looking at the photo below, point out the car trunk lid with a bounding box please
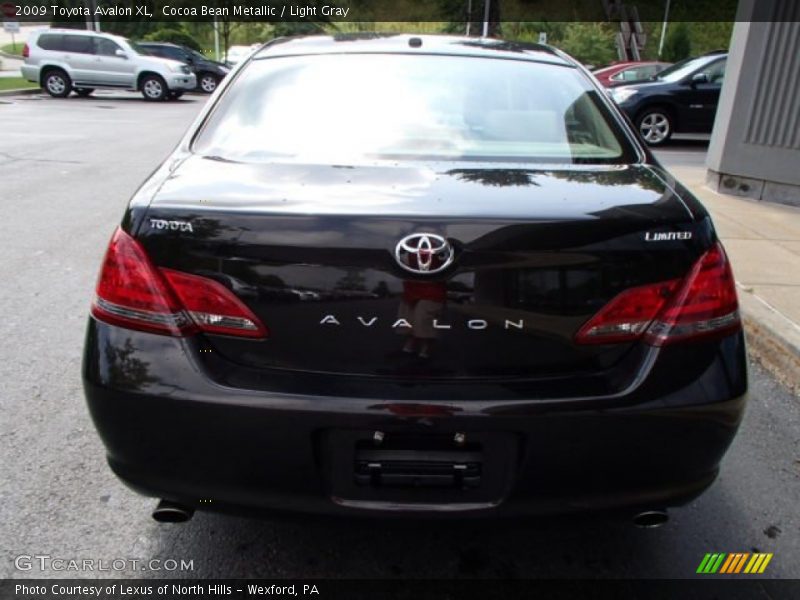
[134,157,704,383]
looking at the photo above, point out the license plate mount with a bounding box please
[321,430,518,508]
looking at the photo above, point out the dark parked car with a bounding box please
[610,52,727,145]
[83,35,746,524]
[137,42,230,93]
[592,61,671,88]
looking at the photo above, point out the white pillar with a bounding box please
[706,0,800,206]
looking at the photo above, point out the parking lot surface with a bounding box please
[1,92,798,579]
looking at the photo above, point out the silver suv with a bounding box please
[21,29,196,101]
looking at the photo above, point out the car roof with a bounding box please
[35,28,126,43]
[593,61,664,73]
[253,34,573,67]
[677,53,728,69]
[139,42,181,48]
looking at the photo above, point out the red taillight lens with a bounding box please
[645,242,740,345]
[92,228,192,336]
[160,269,267,338]
[575,279,680,344]
[92,228,267,339]
[22,44,30,58]
[575,242,740,346]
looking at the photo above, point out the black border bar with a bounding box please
[3,579,800,600]
[5,0,800,23]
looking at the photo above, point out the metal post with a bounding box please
[466,0,472,36]
[93,0,101,32]
[482,0,490,37]
[213,18,220,62]
[658,0,671,57]
[84,0,96,31]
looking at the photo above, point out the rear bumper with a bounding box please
[168,74,196,91]
[20,65,39,83]
[83,319,748,518]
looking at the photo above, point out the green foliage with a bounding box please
[502,21,567,44]
[271,22,327,38]
[325,22,448,36]
[663,22,692,62]
[688,21,733,55]
[1,42,23,56]
[227,23,273,46]
[102,21,161,39]
[0,76,38,91]
[143,27,203,52]
[610,21,732,62]
[557,22,617,67]
[48,21,85,30]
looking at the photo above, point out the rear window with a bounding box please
[142,45,185,60]
[37,34,64,51]
[657,55,721,83]
[194,54,636,164]
[612,64,660,81]
[62,35,94,54]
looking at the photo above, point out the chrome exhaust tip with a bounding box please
[152,499,194,523]
[632,509,668,528]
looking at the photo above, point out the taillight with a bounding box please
[160,269,267,338]
[575,242,740,346]
[92,228,192,336]
[645,242,740,345]
[22,44,29,58]
[575,280,680,344]
[92,227,267,339]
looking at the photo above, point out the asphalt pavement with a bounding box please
[0,92,798,580]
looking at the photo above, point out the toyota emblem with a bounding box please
[395,233,454,274]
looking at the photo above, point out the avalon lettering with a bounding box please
[319,315,525,330]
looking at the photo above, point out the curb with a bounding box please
[0,87,40,97]
[0,50,22,60]
[738,289,800,395]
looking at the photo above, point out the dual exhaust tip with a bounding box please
[151,499,668,528]
[152,499,194,523]
[632,509,669,528]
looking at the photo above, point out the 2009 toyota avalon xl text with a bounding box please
[82,35,747,525]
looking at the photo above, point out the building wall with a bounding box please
[706,0,800,205]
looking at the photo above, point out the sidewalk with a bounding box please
[671,164,800,392]
[0,54,22,76]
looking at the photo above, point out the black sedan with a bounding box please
[137,42,231,93]
[609,52,728,145]
[83,35,746,524]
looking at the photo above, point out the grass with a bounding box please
[0,77,38,91]
[1,42,24,56]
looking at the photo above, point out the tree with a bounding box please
[662,22,691,62]
[143,27,203,52]
[271,22,327,38]
[101,21,161,39]
[688,21,733,55]
[217,16,239,60]
[558,22,616,67]
[441,0,501,37]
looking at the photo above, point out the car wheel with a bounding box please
[141,75,168,101]
[74,88,94,97]
[43,69,72,98]
[636,108,673,146]
[199,73,219,94]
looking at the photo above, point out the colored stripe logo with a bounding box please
[697,553,773,574]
